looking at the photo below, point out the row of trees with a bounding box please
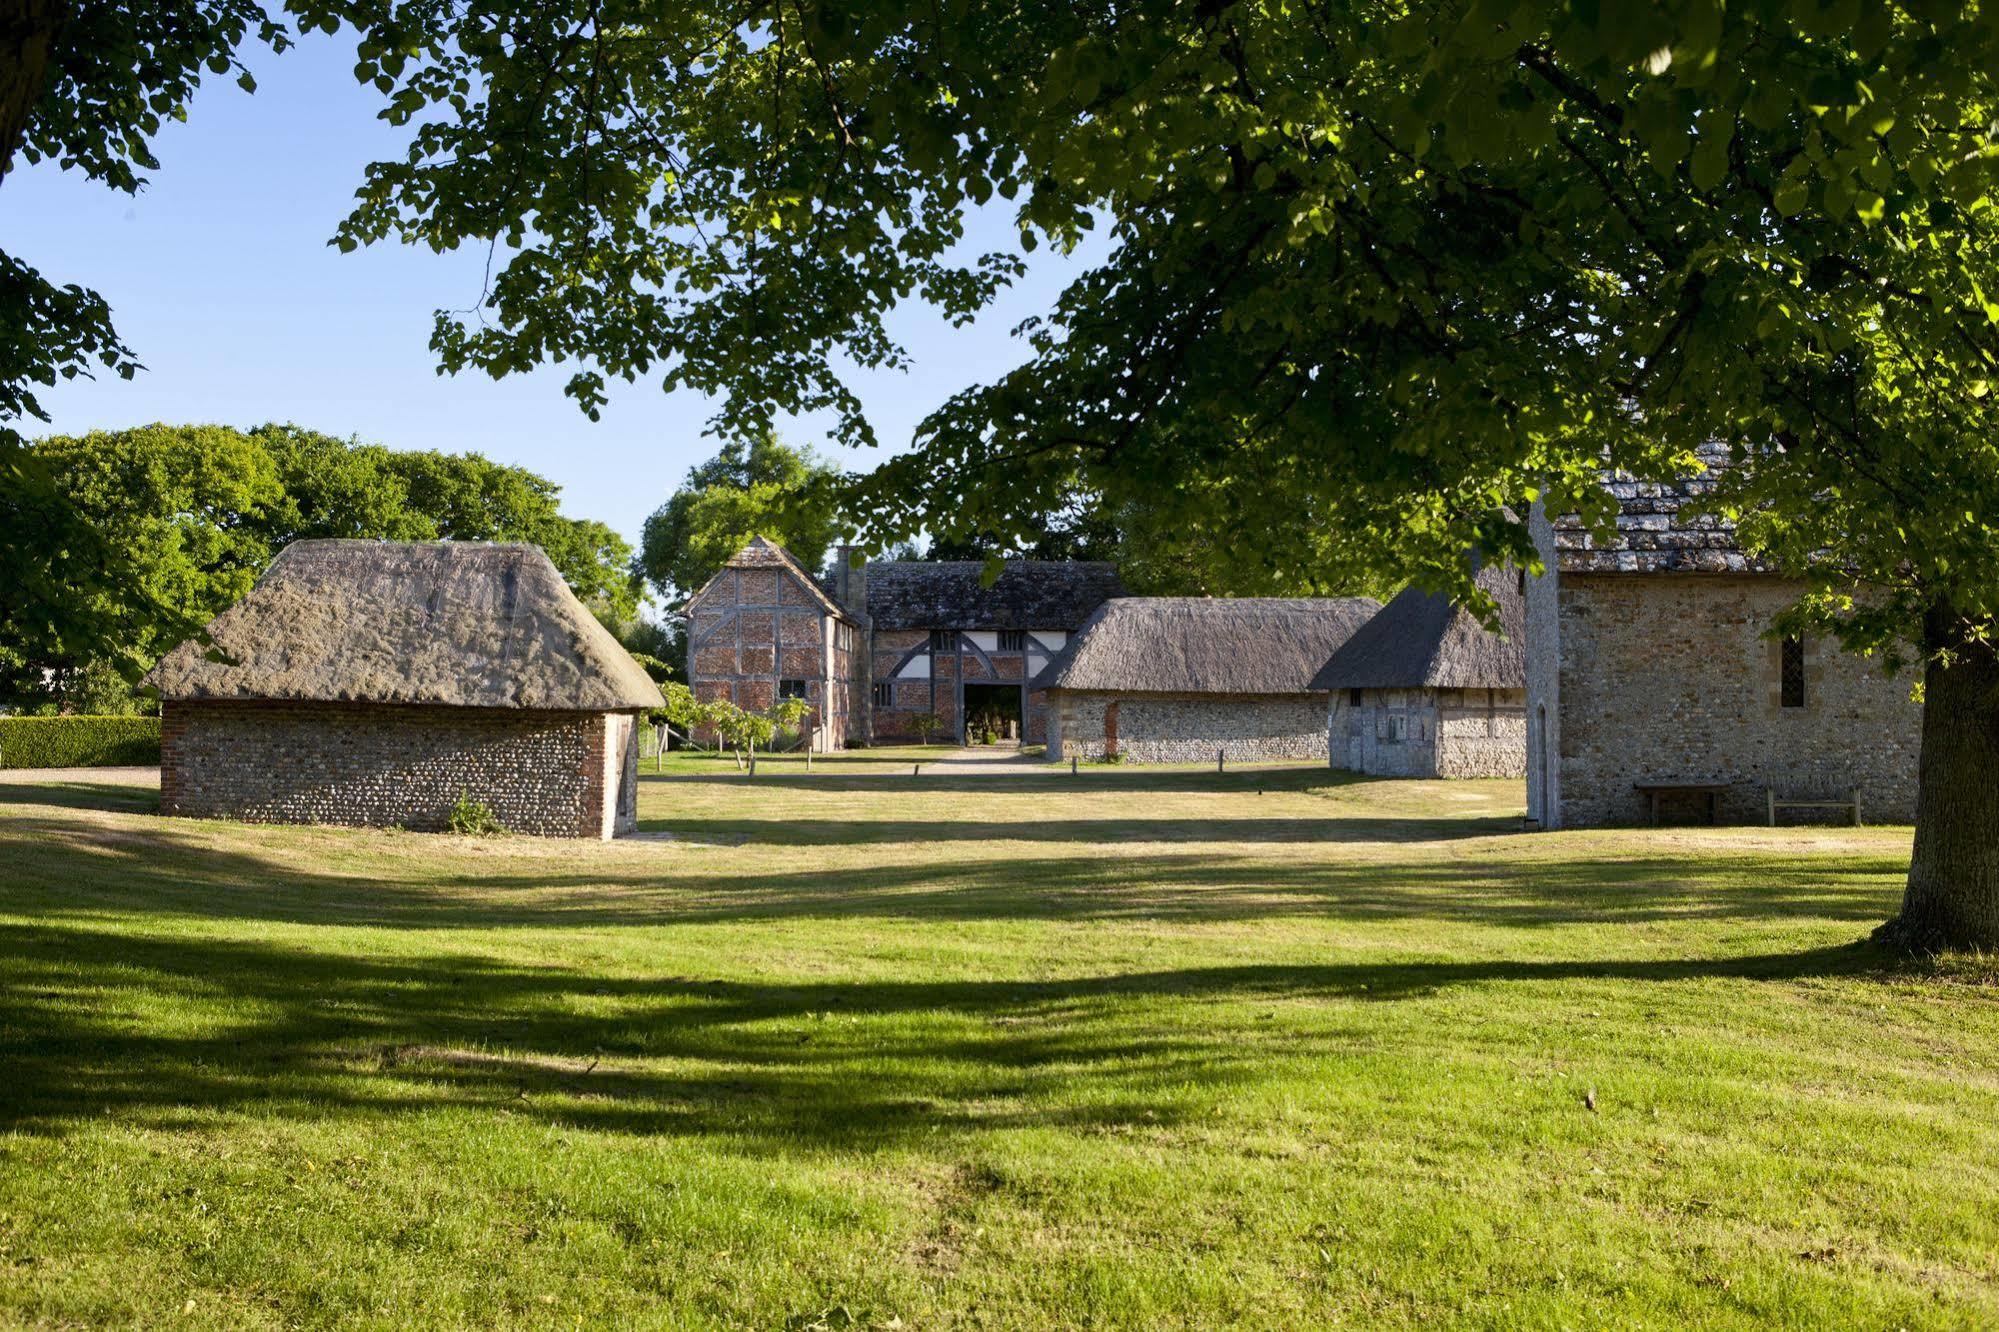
[2,423,638,714]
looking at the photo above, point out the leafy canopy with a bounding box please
[281,0,1999,650]
[2,424,638,712]
[2,1,298,685]
[637,432,843,600]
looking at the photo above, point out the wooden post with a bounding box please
[749,754,758,778]
[1071,756,1078,775]
[1767,787,1776,827]
[913,762,921,777]
[1853,787,1862,827]
[1217,748,1225,774]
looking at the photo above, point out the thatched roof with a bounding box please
[146,540,664,711]
[865,560,1124,631]
[1037,597,1381,695]
[1549,441,1774,574]
[1311,563,1525,691]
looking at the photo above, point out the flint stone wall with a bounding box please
[1048,692,1327,763]
[161,700,639,838]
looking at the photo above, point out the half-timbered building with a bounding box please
[685,541,1122,747]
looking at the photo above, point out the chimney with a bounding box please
[833,544,868,618]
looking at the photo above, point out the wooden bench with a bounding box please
[1633,781,1728,826]
[1767,788,1862,827]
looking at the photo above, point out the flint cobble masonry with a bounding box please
[161,701,636,838]
[1051,693,1330,764]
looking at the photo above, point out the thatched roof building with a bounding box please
[150,540,663,711]
[1039,597,1381,695]
[682,536,865,752]
[1312,563,1525,692]
[1036,597,1380,765]
[147,540,661,838]
[1317,565,1528,780]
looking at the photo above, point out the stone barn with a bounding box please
[1526,448,1922,827]
[1038,597,1380,764]
[145,540,663,838]
[683,537,864,752]
[1314,562,1527,778]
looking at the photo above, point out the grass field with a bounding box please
[3,764,1997,1328]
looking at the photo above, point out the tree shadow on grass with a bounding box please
[0,805,1909,931]
[0,919,1913,1147]
[0,779,159,814]
[649,813,1526,846]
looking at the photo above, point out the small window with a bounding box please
[929,629,954,652]
[872,681,893,707]
[1780,636,1806,709]
[778,679,809,700]
[1348,688,1363,708]
[998,629,1026,652]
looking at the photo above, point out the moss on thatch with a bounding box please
[145,541,664,712]
[1037,597,1381,695]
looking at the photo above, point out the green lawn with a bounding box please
[3,767,1996,1328]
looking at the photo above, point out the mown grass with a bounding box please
[1,766,1995,1329]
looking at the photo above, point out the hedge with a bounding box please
[0,716,162,769]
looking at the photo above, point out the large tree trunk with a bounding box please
[1881,629,1999,950]
[0,0,69,185]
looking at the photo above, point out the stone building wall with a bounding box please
[160,700,640,838]
[688,565,855,750]
[1524,508,1564,825]
[1047,692,1328,764]
[1543,573,1921,826]
[1330,688,1526,778]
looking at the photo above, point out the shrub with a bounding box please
[0,716,162,769]
[446,791,505,836]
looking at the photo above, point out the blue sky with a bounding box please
[1,33,1104,552]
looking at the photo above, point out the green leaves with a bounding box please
[637,432,845,601]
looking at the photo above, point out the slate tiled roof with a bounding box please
[1036,597,1381,694]
[864,560,1125,631]
[146,541,665,711]
[1549,442,1775,574]
[1311,563,1524,691]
